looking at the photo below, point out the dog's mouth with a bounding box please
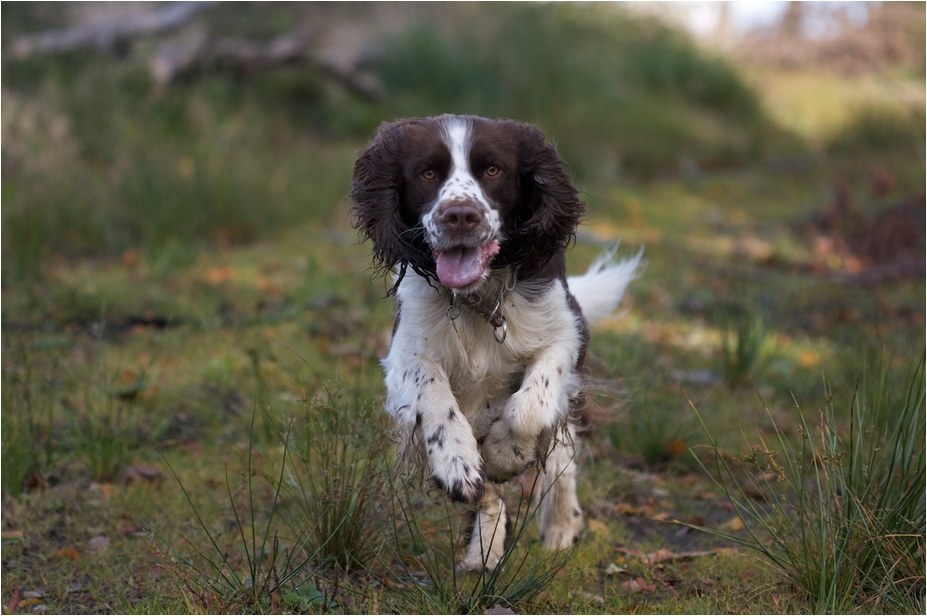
[433,240,500,289]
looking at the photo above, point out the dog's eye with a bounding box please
[485,165,501,177]
[422,169,437,180]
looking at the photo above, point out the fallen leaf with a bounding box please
[20,591,45,600]
[255,276,282,295]
[90,482,115,499]
[575,591,605,605]
[721,515,745,532]
[616,546,715,565]
[615,502,637,515]
[799,350,820,367]
[205,266,233,284]
[54,547,82,561]
[604,563,625,576]
[620,579,641,593]
[620,577,657,594]
[586,518,608,535]
[121,249,139,268]
[88,536,110,553]
[743,488,768,502]
[124,465,163,484]
[615,502,652,516]
[771,594,782,611]
[646,548,676,565]
[8,588,19,614]
[636,577,658,593]
[485,604,516,615]
[714,547,738,558]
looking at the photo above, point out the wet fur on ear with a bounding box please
[349,120,435,291]
[350,118,584,288]
[495,122,586,279]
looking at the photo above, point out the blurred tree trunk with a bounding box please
[780,2,805,39]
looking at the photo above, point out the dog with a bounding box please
[350,114,640,570]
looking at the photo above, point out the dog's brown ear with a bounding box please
[349,120,434,290]
[350,120,405,268]
[496,121,585,278]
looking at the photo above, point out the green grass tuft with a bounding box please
[689,351,926,613]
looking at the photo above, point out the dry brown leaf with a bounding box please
[54,547,82,561]
[721,515,745,531]
[616,546,715,565]
[125,464,164,484]
[18,597,43,609]
[121,248,140,268]
[615,502,653,516]
[620,577,657,594]
[715,547,738,558]
[636,577,657,593]
[620,578,641,593]
[90,482,115,498]
[205,266,233,284]
[615,502,637,515]
[586,518,609,535]
[646,548,676,564]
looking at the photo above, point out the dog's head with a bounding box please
[350,115,585,293]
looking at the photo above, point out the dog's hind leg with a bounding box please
[458,482,507,571]
[538,424,584,550]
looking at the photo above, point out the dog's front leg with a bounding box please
[459,482,508,572]
[482,346,580,481]
[385,352,485,504]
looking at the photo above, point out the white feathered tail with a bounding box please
[567,248,643,325]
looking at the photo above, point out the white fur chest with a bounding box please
[383,270,584,434]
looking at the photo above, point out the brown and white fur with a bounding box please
[350,115,640,571]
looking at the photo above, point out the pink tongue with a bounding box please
[435,242,499,288]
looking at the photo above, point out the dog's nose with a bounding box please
[441,204,483,235]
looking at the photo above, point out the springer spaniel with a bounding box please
[350,114,640,571]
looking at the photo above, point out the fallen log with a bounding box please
[10,2,217,57]
[150,33,384,100]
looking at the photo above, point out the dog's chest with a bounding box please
[393,274,580,417]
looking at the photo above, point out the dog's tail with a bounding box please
[567,247,643,325]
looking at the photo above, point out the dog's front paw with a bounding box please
[429,452,486,504]
[540,510,584,551]
[481,421,550,482]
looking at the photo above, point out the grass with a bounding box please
[277,382,390,570]
[719,303,772,389]
[2,200,922,612]
[380,468,577,614]
[1,3,924,614]
[689,352,925,613]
